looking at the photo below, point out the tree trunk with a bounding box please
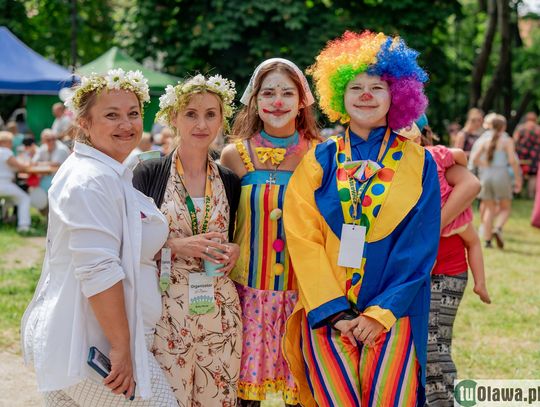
[469,0,497,109]
[480,0,511,114]
[509,89,534,134]
[478,0,488,13]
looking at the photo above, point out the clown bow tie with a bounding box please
[255,147,286,165]
[343,159,384,183]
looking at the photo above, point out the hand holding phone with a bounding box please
[88,346,136,401]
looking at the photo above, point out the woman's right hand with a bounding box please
[104,345,135,399]
[167,232,230,264]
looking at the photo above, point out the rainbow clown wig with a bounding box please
[308,31,428,130]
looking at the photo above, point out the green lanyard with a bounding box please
[175,157,212,235]
[343,127,391,223]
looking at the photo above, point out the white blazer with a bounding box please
[21,142,153,398]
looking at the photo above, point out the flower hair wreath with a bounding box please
[156,74,236,128]
[65,68,151,115]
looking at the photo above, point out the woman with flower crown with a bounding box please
[220,58,320,406]
[133,74,242,406]
[21,69,177,405]
[281,32,441,407]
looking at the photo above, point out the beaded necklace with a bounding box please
[175,156,213,235]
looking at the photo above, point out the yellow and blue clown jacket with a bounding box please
[282,127,440,407]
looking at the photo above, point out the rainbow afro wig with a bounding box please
[308,31,428,130]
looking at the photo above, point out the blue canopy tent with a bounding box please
[0,26,73,94]
[0,26,74,136]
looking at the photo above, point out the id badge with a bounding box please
[159,248,171,292]
[188,273,216,315]
[337,224,367,268]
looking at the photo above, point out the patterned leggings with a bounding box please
[425,272,468,407]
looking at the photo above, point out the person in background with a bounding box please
[471,114,522,248]
[51,102,72,136]
[123,132,154,170]
[21,69,177,406]
[0,130,32,234]
[532,173,540,228]
[159,127,175,156]
[133,74,242,407]
[453,108,484,156]
[10,108,29,134]
[33,129,71,169]
[446,121,462,146]
[33,129,71,193]
[6,121,24,155]
[19,137,38,163]
[513,111,540,199]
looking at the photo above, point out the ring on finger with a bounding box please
[205,246,210,254]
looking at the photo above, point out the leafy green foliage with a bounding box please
[119,0,460,130]
[2,0,115,67]
[0,0,537,134]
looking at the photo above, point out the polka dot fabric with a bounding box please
[332,131,406,304]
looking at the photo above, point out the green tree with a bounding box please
[1,0,115,67]
[119,0,460,132]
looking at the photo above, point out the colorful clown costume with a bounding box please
[282,127,440,407]
[230,140,300,404]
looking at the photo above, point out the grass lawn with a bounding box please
[0,218,44,350]
[454,199,540,379]
[0,200,538,404]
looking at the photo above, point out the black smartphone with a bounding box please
[87,346,135,401]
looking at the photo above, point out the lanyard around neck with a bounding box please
[344,127,391,163]
[343,127,391,222]
[175,156,213,235]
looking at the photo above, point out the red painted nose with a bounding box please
[274,100,283,108]
[360,93,373,101]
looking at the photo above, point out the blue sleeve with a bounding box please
[365,152,441,318]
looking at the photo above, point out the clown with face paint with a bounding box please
[281,31,441,406]
[221,58,320,406]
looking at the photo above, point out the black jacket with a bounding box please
[132,152,241,241]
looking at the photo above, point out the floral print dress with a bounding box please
[151,156,242,407]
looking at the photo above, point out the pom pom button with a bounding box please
[273,263,284,275]
[270,208,282,221]
[272,238,285,252]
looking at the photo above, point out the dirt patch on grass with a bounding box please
[1,237,45,270]
[0,351,41,406]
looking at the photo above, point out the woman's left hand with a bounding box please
[352,315,385,347]
[218,243,240,276]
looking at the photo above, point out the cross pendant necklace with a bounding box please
[266,171,277,185]
[266,162,281,185]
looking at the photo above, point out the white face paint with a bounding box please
[256,71,300,135]
[344,73,391,131]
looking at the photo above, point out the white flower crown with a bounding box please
[156,74,236,127]
[65,68,150,115]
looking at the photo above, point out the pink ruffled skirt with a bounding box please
[235,283,299,404]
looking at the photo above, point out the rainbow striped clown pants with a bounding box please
[301,313,420,407]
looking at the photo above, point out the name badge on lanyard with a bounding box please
[338,223,366,268]
[188,273,216,315]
